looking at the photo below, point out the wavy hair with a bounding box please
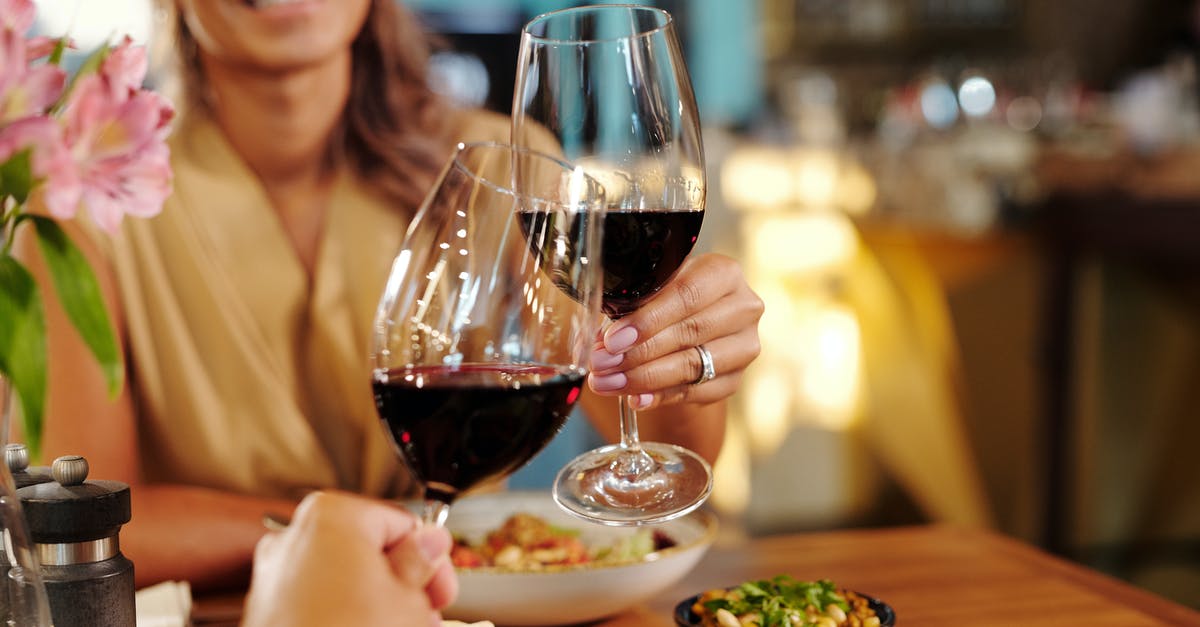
[162,0,450,212]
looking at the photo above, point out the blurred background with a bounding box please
[34,0,1200,610]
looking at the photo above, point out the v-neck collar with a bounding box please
[170,112,409,492]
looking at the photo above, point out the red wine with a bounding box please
[599,209,703,317]
[372,364,584,504]
[520,209,703,318]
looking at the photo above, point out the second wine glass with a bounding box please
[371,141,606,527]
[513,4,712,525]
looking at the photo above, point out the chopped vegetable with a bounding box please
[691,575,881,627]
[451,512,675,570]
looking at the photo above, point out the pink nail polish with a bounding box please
[590,372,627,392]
[590,348,624,371]
[605,325,638,354]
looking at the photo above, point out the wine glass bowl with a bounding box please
[371,141,606,526]
[514,5,712,525]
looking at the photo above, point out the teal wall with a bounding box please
[403,0,763,126]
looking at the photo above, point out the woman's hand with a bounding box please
[243,491,457,627]
[587,253,763,411]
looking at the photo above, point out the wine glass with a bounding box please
[513,5,712,525]
[371,141,606,527]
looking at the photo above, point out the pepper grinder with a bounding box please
[17,455,135,627]
[5,444,54,489]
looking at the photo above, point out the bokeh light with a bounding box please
[957,76,996,118]
[920,80,959,129]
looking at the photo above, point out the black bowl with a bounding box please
[673,590,896,626]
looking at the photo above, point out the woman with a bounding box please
[36,0,763,590]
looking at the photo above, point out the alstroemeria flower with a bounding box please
[0,115,80,218]
[99,36,150,97]
[25,35,67,60]
[57,36,173,232]
[0,0,35,32]
[0,0,175,463]
[0,25,66,123]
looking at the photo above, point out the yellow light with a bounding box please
[566,165,587,208]
[796,305,862,430]
[747,277,800,349]
[835,161,877,216]
[721,146,793,211]
[746,213,859,276]
[743,361,793,456]
[791,148,840,209]
[720,142,878,216]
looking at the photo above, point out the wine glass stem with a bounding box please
[615,395,656,479]
[423,499,450,527]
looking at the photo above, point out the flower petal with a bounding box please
[114,142,172,218]
[80,183,126,233]
[60,74,111,148]
[24,35,59,60]
[0,116,81,218]
[14,63,66,116]
[100,36,147,94]
[0,27,26,104]
[0,0,36,33]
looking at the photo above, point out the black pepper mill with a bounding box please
[5,444,54,489]
[17,455,135,627]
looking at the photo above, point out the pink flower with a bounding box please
[0,27,66,123]
[0,0,174,457]
[0,0,35,33]
[0,115,80,218]
[25,35,68,60]
[100,36,149,96]
[57,37,174,233]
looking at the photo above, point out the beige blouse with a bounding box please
[94,109,510,500]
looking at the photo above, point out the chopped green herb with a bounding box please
[697,576,851,627]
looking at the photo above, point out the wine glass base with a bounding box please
[552,442,713,526]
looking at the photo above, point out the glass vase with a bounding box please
[0,374,53,626]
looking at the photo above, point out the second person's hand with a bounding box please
[243,491,457,627]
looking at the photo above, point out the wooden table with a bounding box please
[194,524,1200,626]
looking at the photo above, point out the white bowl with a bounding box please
[443,491,716,626]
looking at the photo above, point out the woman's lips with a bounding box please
[241,0,310,9]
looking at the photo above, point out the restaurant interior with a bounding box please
[406,0,1200,610]
[29,0,1200,617]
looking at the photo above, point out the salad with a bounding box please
[450,512,675,570]
[691,576,882,627]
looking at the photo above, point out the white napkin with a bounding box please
[134,580,487,627]
[135,580,192,627]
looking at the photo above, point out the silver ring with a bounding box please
[692,344,716,385]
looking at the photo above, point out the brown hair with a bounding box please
[166,0,451,212]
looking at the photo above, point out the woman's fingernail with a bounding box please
[590,372,627,392]
[604,325,638,354]
[632,393,653,409]
[590,348,624,371]
[416,527,450,562]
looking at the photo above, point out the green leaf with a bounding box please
[0,256,47,456]
[31,217,122,397]
[48,38,67,65]
[0,150,35,205]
